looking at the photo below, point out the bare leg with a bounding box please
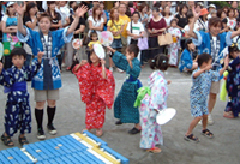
[186,116,202,135]
[208,93,217,114]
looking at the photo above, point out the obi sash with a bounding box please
[126,75,143,89]
[4,81,27,93]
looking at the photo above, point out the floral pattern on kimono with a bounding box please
[139,70,168,148]
[73,63,115,129]
[168,27,181,66]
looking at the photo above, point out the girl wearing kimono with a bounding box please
[0,48,42,146]
[223,44,240,118]
[136,55,170,153]
[107,44,142,135]
[72,49,115,136]
[179,39,198,72]
[168,19,181,67]
[17,4,88,140]
[189,8,240,125]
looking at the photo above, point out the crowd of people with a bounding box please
[0,1,239,154]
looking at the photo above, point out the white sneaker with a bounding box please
[109,67,113,72]
[37,129,46,140]
[61,63,66,68]
[118,68,124,73]
[208,114,214,126]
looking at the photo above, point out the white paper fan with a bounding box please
[156,108,176,125]
[94,43,104,58]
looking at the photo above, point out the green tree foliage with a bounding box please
[211,1,231,8]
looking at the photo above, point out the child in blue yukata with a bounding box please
[107,44,142,134]
[0,48,42,146]
[17,3,88,140]
[185,53,228,142]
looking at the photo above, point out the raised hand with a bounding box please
[76,5,88,17]
[223,56,229,68]
[0,62,2,70]
[192,7,199,21]
[16,3,25,16]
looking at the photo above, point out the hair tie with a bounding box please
[162,60,167,63]
[151,60,155,62]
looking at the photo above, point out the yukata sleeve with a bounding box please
[17,26,36,48]
[112,51,129,70]
[73,63,92,104]
[3,69,13,87]
[25,60,41,81]
[225,31,233,46]
[0,69,6,85]
[96,69,115,109]
[149,78,166,110]
[210,70,221,82]
[181,50,193,69]
[53,27,74,48]
[126,60,141,80]
[192,31,204,46]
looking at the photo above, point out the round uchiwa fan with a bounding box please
[72,39,82,50]
[98,31,113,46]
[94,43,105,59]
[156,108,176,125]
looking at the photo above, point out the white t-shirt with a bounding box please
[88,16,104,36]
[184,24,198,32]
[212,36,217,49]
[126,21,144,40]
[55,6,70,26]
[164,15,174,26]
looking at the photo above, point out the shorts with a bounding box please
[112,39,122,49]
[34,89,60,102]
[210,81,221,94]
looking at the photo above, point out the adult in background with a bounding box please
[148,7,167,58]
[207,4,216,20]
[2,2,20,69]
[70,2,77,15]
[175,4,188,50]
[100,2,109,31]
[163,6,174,27]
[232,1,239,9]
[23,2,38,67]
[66,6,86,70]
[88,5,104,36]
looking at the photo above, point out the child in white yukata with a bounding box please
[185,54,228,142]
[135,55,170,153]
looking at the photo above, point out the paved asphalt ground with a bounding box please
[0,65,239,164]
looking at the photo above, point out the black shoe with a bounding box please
[115,120,122,126]
[128,127,140,134]
[37,128,46,140]
[47,123,57,135]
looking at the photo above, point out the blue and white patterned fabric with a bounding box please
[179,49,193,72]
[0,62,40,136]
[17,26,73,90]
[192,31,233,74]
[190,68,221,117]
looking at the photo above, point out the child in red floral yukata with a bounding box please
[72,49,115,136]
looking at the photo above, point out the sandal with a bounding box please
[146,147,162,153]
[18,135,29,146]
[1,134,14,147]
[96,129,103,137]
[202,129,214,139]
[184,134,199,142]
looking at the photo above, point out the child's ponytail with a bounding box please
[149,57,157,69]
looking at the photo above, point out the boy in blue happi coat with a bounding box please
[17,3,88,139]
[0,48,42,146]
[108,44,142,134]
[188,8,240,124]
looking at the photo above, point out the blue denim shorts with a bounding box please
[112,39,122,49]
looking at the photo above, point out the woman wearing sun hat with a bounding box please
[196,8,209,32]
